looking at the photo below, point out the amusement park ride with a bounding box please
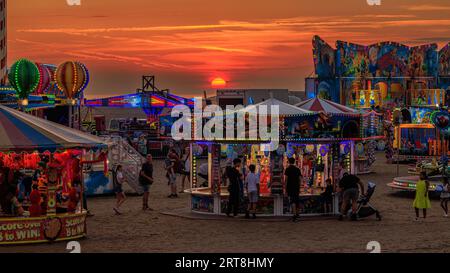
[84,76,194,115]
[81,75,194,135]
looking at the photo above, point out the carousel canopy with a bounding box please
[240,98,312,116]
[0,105,107,152]
[295,98,356,114]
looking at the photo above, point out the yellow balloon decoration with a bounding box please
[55,61,89,99]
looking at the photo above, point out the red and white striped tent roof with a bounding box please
[295,98,357,114]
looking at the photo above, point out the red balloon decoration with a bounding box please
[35,63,51,94]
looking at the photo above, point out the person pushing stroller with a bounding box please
[338,173,365,221]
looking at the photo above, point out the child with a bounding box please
[440,177,449,217]
[413,171,431,221]
[245,165,260,219]
[321,178,333,213]
[29,184,42,217]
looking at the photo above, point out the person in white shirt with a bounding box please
[198,163,209,183]
[245,164,260,219]
[113,165,126,215]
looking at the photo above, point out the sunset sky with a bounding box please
[8,0,450,98]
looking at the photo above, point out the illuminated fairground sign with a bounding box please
[0,213,87,245]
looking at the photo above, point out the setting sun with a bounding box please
[211,77,227,88]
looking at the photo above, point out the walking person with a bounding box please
[413,171,431,221]
[226,158,243,217]
[139,155,154,210]
[440,177,449,217]
[284,158,302,222]
[113,165,126,215]
[165,149,179,198]
[180,147,190,193]
[338,173,365,221]
[245,164,260,219]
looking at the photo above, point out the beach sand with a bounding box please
[1,152,450,253]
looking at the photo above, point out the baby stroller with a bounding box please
[355,182,382,221]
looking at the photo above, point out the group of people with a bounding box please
[0,159,87,218]
[284,158,363,222]
[222,157,361,221]
[111,146,450,220]
[223,158,260,219]
[112,144,191,215]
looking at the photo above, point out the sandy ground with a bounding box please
[1,152,450,253]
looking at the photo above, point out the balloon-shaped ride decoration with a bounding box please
[8,59,40,100]
[55,61,89,99]
[35,63,51,94]
[431,110,450,131]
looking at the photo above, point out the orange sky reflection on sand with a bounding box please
[7,0,450,98]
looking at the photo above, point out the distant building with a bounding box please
[0,0,6,85]
[215,89,304,108]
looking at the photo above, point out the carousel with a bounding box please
[0,105,107,245]
[183,98,384,217]
[295,98,381,175]
[388,109,450,192]
[391,105,449,162]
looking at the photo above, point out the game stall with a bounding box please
[186,99,384,217]
[295,97,381,175]
[0,105,107,245]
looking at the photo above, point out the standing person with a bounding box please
[138,135,147,156]
[413,171,431,221]
[180,147,190,193]
[139,155,154,210]
[284,158,302,222]
[113,165,127,215]
[165,150,179,198]
[338,173,365,221]
[245,164,260,219]
[440,177,449,217]
[321,178,334,214]
[226,158,243,217]
[197,163,209,187]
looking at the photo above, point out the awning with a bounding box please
[0,104,107,152]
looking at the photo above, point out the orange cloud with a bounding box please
[405,5,450,11]
[9,0,450,97]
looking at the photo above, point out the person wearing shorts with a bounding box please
[139,155,154,210]
[338,173,365,221]
[165,149,179,198]
[180,147,191,193]
[284,158,302,222]
[245,165,260,219]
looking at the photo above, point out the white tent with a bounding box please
[236,98,312,116]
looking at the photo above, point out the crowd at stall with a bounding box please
[0,151,82,218]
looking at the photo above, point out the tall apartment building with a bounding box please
[0,0,6,85]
